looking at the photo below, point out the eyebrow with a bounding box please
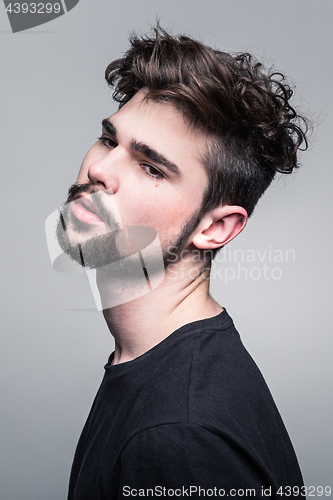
[101,118,181,177]
[130,141,181,177]
[102,119,117,137]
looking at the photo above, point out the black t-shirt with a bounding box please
[68,310,303,499]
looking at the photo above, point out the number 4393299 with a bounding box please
[5,3,61,14]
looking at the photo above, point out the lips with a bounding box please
[71,194,104,225]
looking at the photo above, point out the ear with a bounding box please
[192,205,247,250]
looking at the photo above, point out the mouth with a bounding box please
[71,194,104,225]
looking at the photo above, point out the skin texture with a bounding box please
[71,89,248,364]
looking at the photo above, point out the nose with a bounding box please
[87,149,120,194]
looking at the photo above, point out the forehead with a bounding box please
[109,90,209,178]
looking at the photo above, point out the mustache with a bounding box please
[66,182,97,203]
[64,183,119,231]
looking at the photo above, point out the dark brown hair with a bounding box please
[105,26,308,217]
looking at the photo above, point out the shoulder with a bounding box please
[186,310,275,419]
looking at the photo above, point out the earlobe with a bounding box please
[192,206,247,250]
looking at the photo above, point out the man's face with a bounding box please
[57,89,209,269]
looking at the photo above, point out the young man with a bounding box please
[57,27,308,499]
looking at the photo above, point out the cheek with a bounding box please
[123,196,193,232]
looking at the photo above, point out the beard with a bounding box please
[56,183,204,272]
[163,209,204,268]
[56,183,126,269]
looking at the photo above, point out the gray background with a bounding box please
[1,1,332,498]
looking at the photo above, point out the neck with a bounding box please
[97,258,222,365]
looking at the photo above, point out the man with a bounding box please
[57,26,308,499]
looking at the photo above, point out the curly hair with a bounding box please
[105,26,308,217]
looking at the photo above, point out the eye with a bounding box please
[141,164,164,180]
[97,135,117,149]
